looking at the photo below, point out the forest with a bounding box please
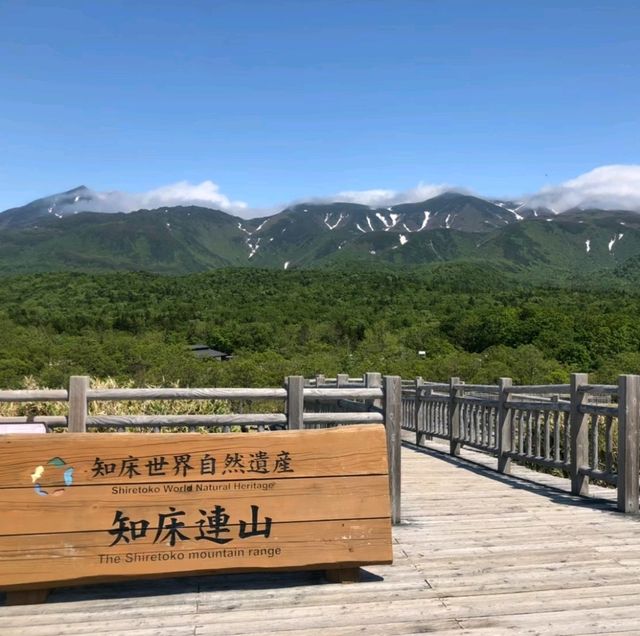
[0,265,639,389]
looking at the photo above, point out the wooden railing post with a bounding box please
[617,374,639,513]
[286,376,304,430]
[365,372,382,411]
[414,377,424,446]
[497,377,513,474]
[449,377,461,456]
[315,374,325,388]
[336,374,348,388]
[570,372,590,496]
[383,375,402,525]
[68,375,89,432]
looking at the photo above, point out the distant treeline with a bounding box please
[0,266,639,389]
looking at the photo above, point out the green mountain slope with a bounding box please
[1,188,640,281]
[0,207,250,273]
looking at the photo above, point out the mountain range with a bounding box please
[1,185,639,282]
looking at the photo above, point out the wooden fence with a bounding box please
[6,370,638,517]
[0,374,402,524]
[401,373,640,513]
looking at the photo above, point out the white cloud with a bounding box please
[65,181,250,216]
[331,188,398,207]
[526,165,640,212]
[325,182,450,207]
[129,181,248,213]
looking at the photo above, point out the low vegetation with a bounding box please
[0,266,639,390]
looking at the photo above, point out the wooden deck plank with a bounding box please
[3,441,640,635]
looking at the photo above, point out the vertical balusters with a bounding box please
[481,406,487,447]
[471,403,477,443]
[564,410,571,465]
[533,411,540,457]
[491,406,497,448]
[445,400,450,438]
[484,407,489,447]
[470,403,477,444]
[605,415,613,474]
[544,410,551,460]
[432,400,437,435]
[426,399,431,435]
[461,402,467,442]
[460,402,466,442]
[590,414,599,471]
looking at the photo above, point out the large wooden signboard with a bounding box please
[0,424,392,599]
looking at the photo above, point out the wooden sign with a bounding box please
[0,425,392,599]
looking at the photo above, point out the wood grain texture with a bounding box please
[1,519,392,590]
[0,425,388,487]
[617,374,639,513]
[0,425,392,592]
[68,376,88,433]
[0,475,391,535]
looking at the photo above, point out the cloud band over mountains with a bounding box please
[50,165,640,218]
[524,165,640,212]
[80,181,250,215]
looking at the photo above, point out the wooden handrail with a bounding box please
[402,372,640,514]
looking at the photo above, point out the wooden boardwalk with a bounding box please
[3,441,640,636]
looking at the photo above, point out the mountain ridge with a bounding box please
[1,186,640,280]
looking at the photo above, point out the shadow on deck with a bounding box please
[404,439,621,514]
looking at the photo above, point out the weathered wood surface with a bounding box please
[303,388,383,399]
[85,414,289,427]
[0,390,68,402]
[86,387,289,400]
[68,376,89,433]
[0,426,392,591]
[3,439,640,634]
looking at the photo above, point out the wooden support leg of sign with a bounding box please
[324,567,361,584]
[5,589,50,605]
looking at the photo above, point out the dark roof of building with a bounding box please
[187,344,231,359]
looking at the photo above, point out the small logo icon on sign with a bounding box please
[31,457,74,496]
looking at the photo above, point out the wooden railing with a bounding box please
[401,373,640,513]
[9,371,637,517]
[0,373,402,524]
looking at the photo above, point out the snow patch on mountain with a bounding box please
[247,238,261,259]
[254,220,268,233]
[324,212,345,230]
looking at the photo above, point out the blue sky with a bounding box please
[1,0,639,213]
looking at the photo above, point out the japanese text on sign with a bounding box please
[109,504,272,547]
[92,451,294,479]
